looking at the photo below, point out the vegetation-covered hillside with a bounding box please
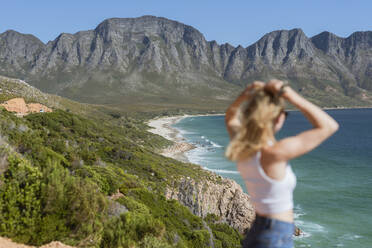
[0,104,242,247]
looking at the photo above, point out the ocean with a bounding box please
[172,108,372,248]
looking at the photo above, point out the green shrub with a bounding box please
[0,152,42,244]
[117,196,149,215]
[40,161,107,244]
[204,214,243,248]
[0,150,107,246]
[140,235,172,248]
[189,230,211,248]
[100,211,166,248]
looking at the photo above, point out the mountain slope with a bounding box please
[0,75,115,118]
[1,16,372,109]
[0,84,250,247]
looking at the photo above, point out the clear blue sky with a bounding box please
[1,0,371,46]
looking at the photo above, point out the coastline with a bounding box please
[146,113,257,234]
[146,113,224,163]
[291,106,372,111]
[145,106,371,162]
[145,109,371,243]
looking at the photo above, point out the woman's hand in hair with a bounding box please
[264,79,285,95]
[251,81,265,87]
[265,83,339,161]
[244,81,265,95]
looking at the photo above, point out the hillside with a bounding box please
[0,77,255,247]
[0,75,115,118]
[0,16,372,110]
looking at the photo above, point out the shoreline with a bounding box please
[145,106,371,162]
[290,106,372,111]
[146,113,224,163]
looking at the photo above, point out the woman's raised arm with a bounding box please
[264,80,339,161]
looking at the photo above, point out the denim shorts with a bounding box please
[242,215,295,248]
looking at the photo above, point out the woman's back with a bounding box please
[237,144,296,215]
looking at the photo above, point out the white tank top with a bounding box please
[236,143,297,214]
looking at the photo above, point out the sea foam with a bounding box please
[204,167,240,174]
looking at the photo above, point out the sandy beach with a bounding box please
[146,114,224,163]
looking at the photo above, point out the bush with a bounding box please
[0,152,42,244]
[100,211,165,248]
[0,150,107,246]
[204,214,243,248]
[40,160,107,244]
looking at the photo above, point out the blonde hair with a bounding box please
[225,86,284,161]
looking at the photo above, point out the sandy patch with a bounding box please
[146,114,224,163]
[147,115,192,162]
[0,237,74,248]
[0,98,52,117]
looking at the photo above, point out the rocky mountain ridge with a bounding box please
[1,15,372,108]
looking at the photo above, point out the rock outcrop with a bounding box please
[165,174,255,233]
[0,98,28,115]
[0,98,52,116]
[0,16,372,107]
[0,237,75,248]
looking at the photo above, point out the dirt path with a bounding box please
[0,237,74,248]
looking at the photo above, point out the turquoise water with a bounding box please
[172,109,372,248]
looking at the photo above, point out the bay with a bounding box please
[172,108,372,248]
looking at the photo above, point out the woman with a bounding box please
[224,79,339,248]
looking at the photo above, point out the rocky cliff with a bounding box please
[1,15,372,107]
[165,174,255,233]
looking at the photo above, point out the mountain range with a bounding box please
[1,15,372,109]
